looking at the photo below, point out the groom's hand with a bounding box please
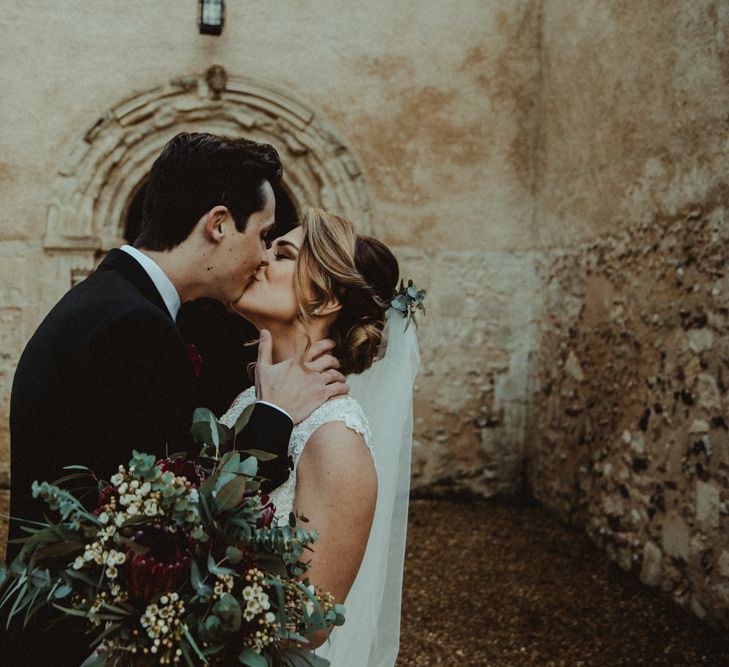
[255,329,348,425]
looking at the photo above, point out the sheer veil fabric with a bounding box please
[315,308,420,666]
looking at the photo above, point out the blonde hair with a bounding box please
[294,208,399,375]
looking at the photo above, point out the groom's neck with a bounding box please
[137,246,204,303]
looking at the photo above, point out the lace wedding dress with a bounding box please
[219,388,377,666]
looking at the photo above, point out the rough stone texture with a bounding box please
[525,0,729,630]
[528,205,729,628]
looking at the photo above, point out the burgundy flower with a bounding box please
[93,484,119,515]
[157,457,205,487]
[126,525,193,600]
[256,495,276,529]
[187,343,203,378]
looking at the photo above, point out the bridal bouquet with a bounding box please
[0,407,344,666]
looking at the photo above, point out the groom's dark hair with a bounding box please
[135,132,282,251]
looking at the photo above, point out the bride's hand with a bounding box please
[255,329,348,424]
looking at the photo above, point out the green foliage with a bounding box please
[0,406,343,666]
[390,278,427,330]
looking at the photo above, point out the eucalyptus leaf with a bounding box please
[207,553,235,578]
[215,476,247,512]
[53,584,73,599]
[239,456,258,478]
[225,546,243,565]
[36,541,85,560]
[192,407,216,424]
[241,448,278,462]
[191,559,204,591]
[238,647,268,667]
[213,592,241,632]
[29,568,51,590]
[179,639,196,667]
[234,403,256,435]
[221,451,241,474]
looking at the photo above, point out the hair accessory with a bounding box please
[390,279,426,330]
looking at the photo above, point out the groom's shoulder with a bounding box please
[35,257,170,344]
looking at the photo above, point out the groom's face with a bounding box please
[218,181,276,302]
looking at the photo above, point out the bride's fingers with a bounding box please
[255,330,273,397]
[306,354,341,373]
[324,381,349,399]
[257,329,273,369]
[304,338,336,362]
[323,369,346,385]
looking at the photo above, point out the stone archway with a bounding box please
[44,67,372,281]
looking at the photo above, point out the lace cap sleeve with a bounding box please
[290,396,374,465]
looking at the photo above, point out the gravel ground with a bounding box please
[397,498,729,667]
[3,492,729,666]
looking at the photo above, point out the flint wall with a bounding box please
[527,1,729,628]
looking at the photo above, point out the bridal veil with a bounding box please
[316,308,420,666]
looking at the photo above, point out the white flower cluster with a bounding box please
[213,573,235,598]
[138,593,187,664]
[241,569,273,623]
[242,583,271,623]
[239,570,278,653]
[71,523,127,597]
[111,468,164,519]
[110,464,201,527]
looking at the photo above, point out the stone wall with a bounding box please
[527,0,729,627]
[528,201,729,626]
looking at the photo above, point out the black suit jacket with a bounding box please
[3,249,292,665]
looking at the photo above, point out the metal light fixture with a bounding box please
[199,0,224,36]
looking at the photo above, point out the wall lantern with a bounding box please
[199,0,224,36]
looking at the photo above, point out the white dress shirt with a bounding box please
[120,245,181,321]
[118,245,292,423]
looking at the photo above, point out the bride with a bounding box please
[219,208,419,666]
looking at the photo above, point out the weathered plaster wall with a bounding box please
[528,0,729,627]
[0,1,543,497]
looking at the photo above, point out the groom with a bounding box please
[4,132,346,664]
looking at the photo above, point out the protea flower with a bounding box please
[156,457,205,487]
[93,484,119,515]
[256,495,276,529]
[126,524,193,600]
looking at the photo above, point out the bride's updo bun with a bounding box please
[295,208,399,375]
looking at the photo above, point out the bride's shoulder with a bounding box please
[308,395,369,434]
[295,395,373,458]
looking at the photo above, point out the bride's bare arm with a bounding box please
[293,421,377,648]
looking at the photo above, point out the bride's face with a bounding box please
[232,226,304,327]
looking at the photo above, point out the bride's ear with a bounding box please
[314,297,342,317]
[203,206,230,243]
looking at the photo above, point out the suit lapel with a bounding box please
[96,248,172,319]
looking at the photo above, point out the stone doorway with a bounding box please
[45,67,371,285]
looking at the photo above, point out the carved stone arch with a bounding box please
[44,68,372,268]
